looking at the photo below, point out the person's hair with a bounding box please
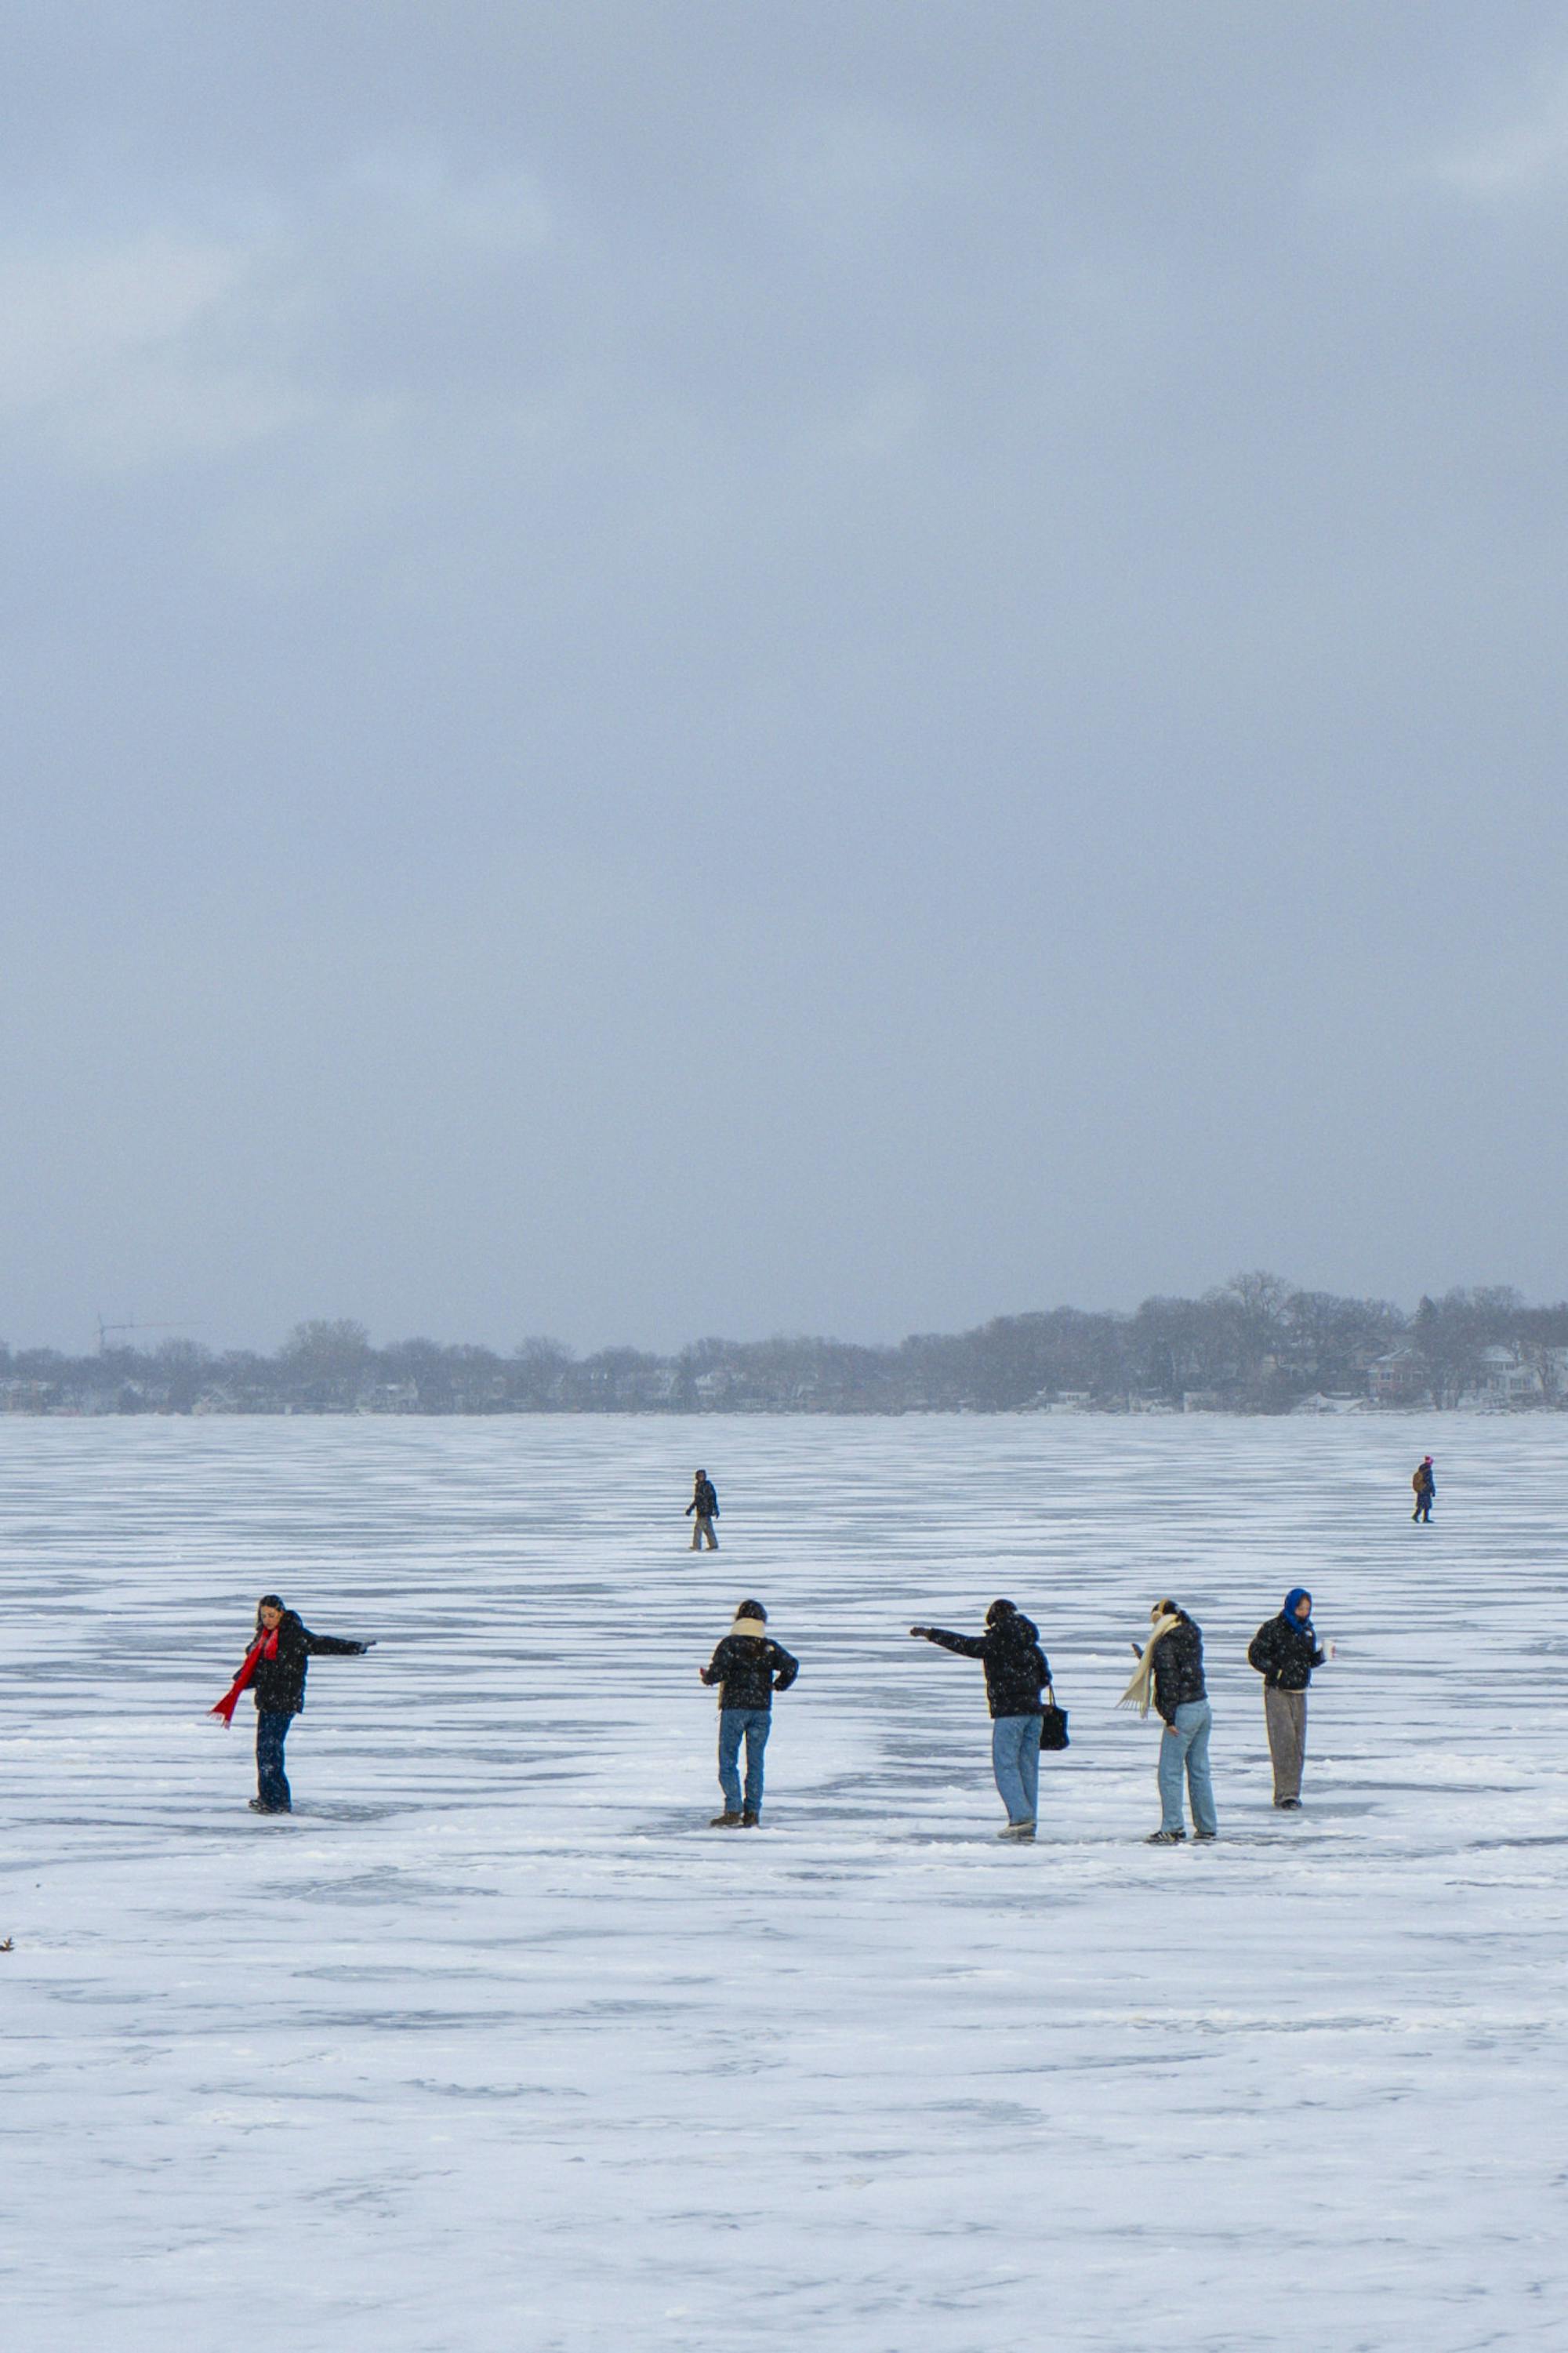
[695,1469,707,1479]
[1152,1596,1180,1618]
[734,1598,767,1623]
[256,1592,285,1618]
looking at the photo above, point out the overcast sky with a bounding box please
[3,2,1566,1356]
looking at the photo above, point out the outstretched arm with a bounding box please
[909,1627,987,1658]
[303,1631,373,1656]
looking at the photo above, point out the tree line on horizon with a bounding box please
[3,1276,1567,1417]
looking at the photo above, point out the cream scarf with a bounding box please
[715,1614,770,1708]
[1119,1613,1182,1718]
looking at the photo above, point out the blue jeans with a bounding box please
[992,1714,1041,1825]
[1158,1701,1216,1834]
[256,1710,293,1810]
[718,1708,771,1815]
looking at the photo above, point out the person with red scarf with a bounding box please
[212,1594,373,1813]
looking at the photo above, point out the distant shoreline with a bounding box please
[5,1280,1565,1418]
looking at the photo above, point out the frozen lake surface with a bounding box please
[2,1412,1566,2351]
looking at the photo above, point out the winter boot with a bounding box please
[739,1810,760,1828]
[710,1811,742,1828]
[997,1820,1036,1840]
[1145,1828,1186,1845]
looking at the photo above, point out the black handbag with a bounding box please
[1038,1683,1069,1751]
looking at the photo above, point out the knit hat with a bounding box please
[732,1600,768,1637]
[985,1597,1016,1626]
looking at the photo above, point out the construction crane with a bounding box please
[94,1315,192,1356]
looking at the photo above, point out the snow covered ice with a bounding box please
[2,1412,1565,2352]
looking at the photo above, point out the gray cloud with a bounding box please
[3,4,1566,1353]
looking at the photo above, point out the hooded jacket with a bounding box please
[1247,1610,1324,1692]
[919,1610,1050,1719]
[1149,1613,1207,1726]
[700,1634,798,1712]
[250,1610,368,1716]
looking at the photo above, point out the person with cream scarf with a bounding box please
[1120,1600,1217,1845]
[699,1600,798,1827]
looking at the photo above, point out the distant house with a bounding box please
[1368,1348,1427,1405]
[1475,1346,1544,1407]
[357,1382,421,1414]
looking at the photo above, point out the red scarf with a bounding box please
[211,1627,278,1725]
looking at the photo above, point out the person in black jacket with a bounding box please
[1247,1588,1325,1809]
[243,1595,372,1814]
[686,1469,720,1550]
[1120,1600,1217,1844]
[909,1600,1051,1839]
[699,1600,797,1825]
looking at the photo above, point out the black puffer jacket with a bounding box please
[688,1476,719,1520]
[919,1612,1050,1719]
[701,1635,798,1711]
[1150,1614,1207,1726]
[250,1611,368,1716]
[1247,1614,1324,1692]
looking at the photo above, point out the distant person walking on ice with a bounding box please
[686,1469,720,1549]
[211,1594,374,1814]
[1412,1456,1436,1523]
[1247,1588,1326,1810]
[699,1600,797,1826]
[1120,1600,1217,1845]
[909,1600,1051,1840]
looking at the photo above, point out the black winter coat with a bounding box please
[1150,1615,1207,1726]
[1247,1613,1324,1692]
[250,1611,368,1716]
[687,1477,719,1519]
[701,1634,798,1711]
[920,1614,1050,1719]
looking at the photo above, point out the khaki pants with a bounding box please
[690,1513,717,1550]
[1264,1685,1308,1802]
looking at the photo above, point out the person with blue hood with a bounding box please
[1247,1589,1326,1810]
[909,1600,1052,1839]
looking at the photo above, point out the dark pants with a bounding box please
[1414,1491,1432,1521]
[256,1710,294,1810]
